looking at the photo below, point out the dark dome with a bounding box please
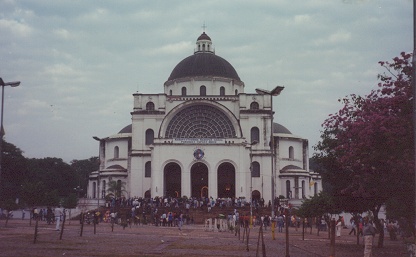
[197,32,211,41]
[167,53,241,81]
[118,124,132,133]
[273,123,292,134]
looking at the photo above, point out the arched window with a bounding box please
[145,161,151,177]
[117,180,122,197]
[235,89,238,95]
[200,85,206,96]
[220,86,225,96]
[114,146,119,159]
[145,129,154,145]
[251,161,260,177]
[202,44,205,51]
[181,87,187,96]
[302,180,305,198]
[169,90,172,96]
[250,102,259,110]
[146,102,155,111]
[286,180,291,198]
[251,127,260,143]
[289,146,294,159]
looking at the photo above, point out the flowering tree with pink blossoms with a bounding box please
[314,52,414,247]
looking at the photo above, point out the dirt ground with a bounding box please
[0,218,410,257]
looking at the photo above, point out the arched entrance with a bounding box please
[217,162,235,198]
[144,190,151,199]
[164,163,181,197]
[252,190,261,200]
[191,162,208,198]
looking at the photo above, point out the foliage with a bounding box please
[70,157,99,197]
[313,52,414,245]
[297,192,341,218]
[0,140,28,207]
[106,180,126,198]
[62,193,78,209]
[0,139,97,210]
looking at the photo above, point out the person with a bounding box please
[277,214,284,233]
[363,218,377,257]
[54,206,63,231]
[349,219,356,235]
[335,217,342,237]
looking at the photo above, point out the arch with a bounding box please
[181,87,187,96]
[164,163,181,197]
[235,89,238,95]
[200,85,206,96]
[146,102,155,111]
[114,146,119,159]
[250,102,259,110]
[251,127,260,143]
[191,162,208,198]
[217,162,235,198]
[165,104,237,139]
[286,180,291,198]
[289,146,294,159]
[144,190,151,199]
[220,86,225,96]
[145,129,154,145]
[252,190,261,200]
[251,161,260,177]
[145,161,151,177]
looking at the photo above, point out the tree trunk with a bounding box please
[371,204,384,248]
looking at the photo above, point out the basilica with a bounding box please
[87,32,321,207]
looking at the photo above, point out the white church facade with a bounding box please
[87,32,321,207]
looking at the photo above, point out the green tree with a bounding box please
[0,140,28,208]
[106,180,126,198]
[70,157,99,197]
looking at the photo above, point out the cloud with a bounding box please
[313,30,352,46]
[0,18,33,37]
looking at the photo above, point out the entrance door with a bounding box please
[191,162,208,198]
[217,162,235,198]
[164,163,181,197]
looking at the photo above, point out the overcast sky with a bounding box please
[0,0,412,163]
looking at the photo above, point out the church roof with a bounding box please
[273,123,292,134]
[167,53,241,81]
[197,32,211,41]
[167,32,241,82]
[118,124,132,133]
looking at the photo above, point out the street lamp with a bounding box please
[255,85,284,218]
[248,140,258,227]
[0,78,20,189]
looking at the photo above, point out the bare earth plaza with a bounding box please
[0,216,409,257]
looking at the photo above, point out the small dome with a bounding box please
[273,123,292,134]
[197,32,211,41]
[118,124,132,134]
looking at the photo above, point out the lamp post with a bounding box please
[0,78,20,189]
[248,140,258,228]
[255,85,284,218]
